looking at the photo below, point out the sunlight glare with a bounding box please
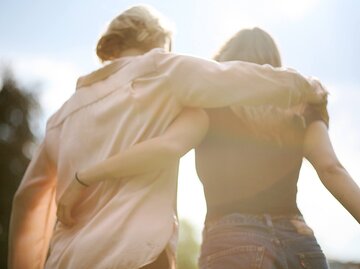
[212,0,321,47]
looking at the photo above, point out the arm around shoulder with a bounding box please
[154,50,325,108]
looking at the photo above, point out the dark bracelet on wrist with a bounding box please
[75,172,89,187]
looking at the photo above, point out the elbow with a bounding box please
[317,161,346,184]
[159,109,209,160]
[163,139,187,160]
[319,162,344,176]
[161,134,195,161]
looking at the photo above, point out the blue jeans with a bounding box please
[199,213,329,269]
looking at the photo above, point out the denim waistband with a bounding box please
[204,213,304,233]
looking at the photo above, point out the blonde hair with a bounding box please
[96,5,172,62]
[214,27,281,67]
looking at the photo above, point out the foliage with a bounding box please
[177,219,201,269]
[0,66,40,268]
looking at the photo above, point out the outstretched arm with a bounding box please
[304,121,360,223]
[57,108,209,225]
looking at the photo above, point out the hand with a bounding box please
[304,77,328,104]
[57,177,87,226]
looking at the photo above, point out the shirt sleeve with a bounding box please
[8,141,57,269]
[154,50,314,108]
[303,100,330,128]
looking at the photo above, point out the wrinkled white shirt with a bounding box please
[9,48,315,269]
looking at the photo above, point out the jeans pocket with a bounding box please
[201,245,265,269]
[298,251,329,269]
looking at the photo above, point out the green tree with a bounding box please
[0,67,40,268]
[177,219,201,269]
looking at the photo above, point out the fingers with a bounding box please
[57,204,75,227]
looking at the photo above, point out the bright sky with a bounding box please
[1,0,359,263]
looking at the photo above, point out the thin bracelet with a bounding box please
[75,172,89,187]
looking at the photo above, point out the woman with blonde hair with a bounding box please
[196,27,360,269]
[9,5,327,269]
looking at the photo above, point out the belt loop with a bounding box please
[263,214,273,227]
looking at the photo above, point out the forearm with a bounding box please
[77,137,179,186]
[215,62,306,108]
[319,166,360,224]
[77,108,208,186]
[179,62,304,108]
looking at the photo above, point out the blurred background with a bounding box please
[1,0,359,268]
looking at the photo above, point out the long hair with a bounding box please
[214,28,328,145]
[214,27,281,67]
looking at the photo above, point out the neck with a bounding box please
[118,48,147,57]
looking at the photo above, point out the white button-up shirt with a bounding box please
[9,48,316,269]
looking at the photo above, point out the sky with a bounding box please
[1,0,360,263]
